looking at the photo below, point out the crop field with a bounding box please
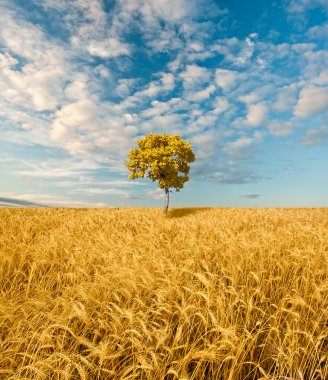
[0,207,327,379]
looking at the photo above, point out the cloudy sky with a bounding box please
[0,0,327,208]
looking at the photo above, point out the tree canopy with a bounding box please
[126,133,195,193]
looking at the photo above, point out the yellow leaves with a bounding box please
[125,133,196,191]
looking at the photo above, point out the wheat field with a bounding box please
[0,207,327,379]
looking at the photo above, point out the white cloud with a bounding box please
[0,52,18,69]
[301,127,328,145]
[294,86,328,117]
[73,0,107,25]
[189,41,204,52]
[85,38,130,58]
[180,64,211,89]
[71,34,130,60]
[186,85,216,102]
[302,50,328,82]
[312,69,328,85]
[118,0,189,23]
[34,0,107,25]
[215,69,240,91]
[234,34,257,65]
[291,43,316,54]
[111,0,226,57]
[117,0,226,26]
[189,130,220,159]
[13,158,101,179]
[238,93,259,104]
[50,99,98,140]
[161,72,175,89]
[273,84,299,112]
[35,0,131,61]
[287,0,328,14]
[307,23,328,40]
[186,111,219,135]
[70,188,131,196]
[141,98,189,118]
[212,35,257,67]
[34,0,107,38]
[226,136,253,149]
[0,10,68,112]
[141,114,184,133]
[224,130,264,155]
[0,192,112,208]
[115,78,138,97]
[5,66,65,111]
[64,75,90,101]
[211,96,229,115]
[57,179,146,188]
[136,72,175,98]
[267,120,296,136]
[147,188,165,200]
[115,73,176,113]
[245,103,268,127]
[0,12,58,62]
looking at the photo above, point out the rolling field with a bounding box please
[0,207,327,379]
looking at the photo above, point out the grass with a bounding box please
[0,207,327,379]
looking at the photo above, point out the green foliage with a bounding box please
[125,133,196,191]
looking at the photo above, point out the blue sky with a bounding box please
[0,0,327,208]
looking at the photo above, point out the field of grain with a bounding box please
[0,208,327,379]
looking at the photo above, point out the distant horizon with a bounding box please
[1,196,327,209]
[1,0,327,207]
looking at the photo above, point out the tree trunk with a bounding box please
[163,188,169,213]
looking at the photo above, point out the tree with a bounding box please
[125,133,196,213]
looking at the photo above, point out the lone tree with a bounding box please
[125,133,196,213]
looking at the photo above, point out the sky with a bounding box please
[0,0,327,208]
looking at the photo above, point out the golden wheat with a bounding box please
[0,208,327,379]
